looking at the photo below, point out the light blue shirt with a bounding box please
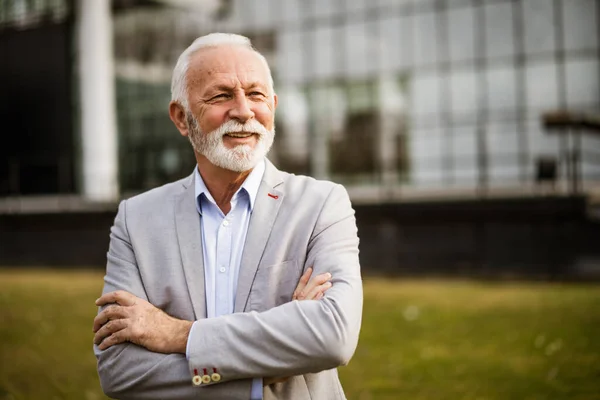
[186,159,265,399]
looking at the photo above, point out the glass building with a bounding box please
[113,0,600,201]
[2,0,599,201]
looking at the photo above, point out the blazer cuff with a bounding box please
[187,318,225,387]
[185,321,200,360]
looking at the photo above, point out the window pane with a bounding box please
[277,30,305,84]
[582,135,600,181]
[523,0,556,55]
[274,85,311,175]
[565,58,600,109]
[413,12,438,66]
[365,20,380,75]
[411,72,441,121]
[410,129,443,185]
[452,126,478,184]
[312,24,336,80]
[379,15,403,71]
[378,0,405,6]
[309,0,338,17]
[282,0,304,24]
[346,0,367,12]
[344,21,369,77]
[487,123,520,182]
[486,65,517,112]
[347,80,375,113]
[379,15,413,69]
[247,0,273,29]
[228,0,253,30]
[485,2,514,59]
[563,0,598,51]
[528,120,559,165]
[526,61,559,111]
[450,69,478,116]
[448,6,476,63]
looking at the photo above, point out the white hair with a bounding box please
[171,32,274,110]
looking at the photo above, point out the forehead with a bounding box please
[186,45,270,92]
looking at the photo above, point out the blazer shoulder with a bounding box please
[122,175,190,212]
[281,173,347,204]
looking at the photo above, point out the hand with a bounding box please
[292,267,332,301]
[264,268,332,387]
[93,290,192,354]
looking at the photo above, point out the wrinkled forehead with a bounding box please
[186,46,271,92]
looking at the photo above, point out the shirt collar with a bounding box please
[194,159,265,215]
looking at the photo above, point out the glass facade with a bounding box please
[0,0,69,29]
[113,0,600,197]
[0,0,74,196]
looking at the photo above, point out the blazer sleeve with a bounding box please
[186,184,363,383]
[94,200,253,400]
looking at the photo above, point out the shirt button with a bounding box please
[222,220,229,227]
[219,267,226,273]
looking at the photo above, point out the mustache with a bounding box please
[185,112,270,138]
[214,119,270,137]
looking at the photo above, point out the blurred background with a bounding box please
[0,0,599,399]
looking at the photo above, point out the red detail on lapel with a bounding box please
[268,193,279,199]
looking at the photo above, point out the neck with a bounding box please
[196,155,252,214]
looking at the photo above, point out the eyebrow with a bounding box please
[208,82,267,91]
[202,80,269,99]
[206,84,235,94]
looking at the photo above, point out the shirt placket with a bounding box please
[215,213,233,317]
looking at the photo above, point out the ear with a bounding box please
[169,101,189,137]
[273,92,278,110]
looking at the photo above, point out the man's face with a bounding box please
[184,45,277,172]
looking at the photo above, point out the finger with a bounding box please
[97,329,130,351]
[299,272,331,300]
[292,268,312,300]
[305,281,332,300]
[95,290,137,307]
[94,318,128,345]
[315,291,324,300]
[93,305,128,333]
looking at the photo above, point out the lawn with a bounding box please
[0,269,598,400]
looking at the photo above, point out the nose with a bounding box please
[229,93,255,123]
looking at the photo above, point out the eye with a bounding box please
[211,93,230,101]
[249,91,265,98]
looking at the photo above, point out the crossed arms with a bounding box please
[93,184,363,399]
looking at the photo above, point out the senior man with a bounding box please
[93,33,362,400]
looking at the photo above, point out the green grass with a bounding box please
[0,270,599,400]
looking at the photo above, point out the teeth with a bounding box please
[226,133,253,138]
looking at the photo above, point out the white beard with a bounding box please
[186,114,274,172]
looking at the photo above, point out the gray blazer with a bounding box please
[95,160,363,400]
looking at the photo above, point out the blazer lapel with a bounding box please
[174,173,207,320]
[234,160,285,312]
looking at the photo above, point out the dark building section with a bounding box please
[0,14,74,196]
[1,196,599,280]
[357,196,600,279]
[0,211,115,267]
[330,111,379,176]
